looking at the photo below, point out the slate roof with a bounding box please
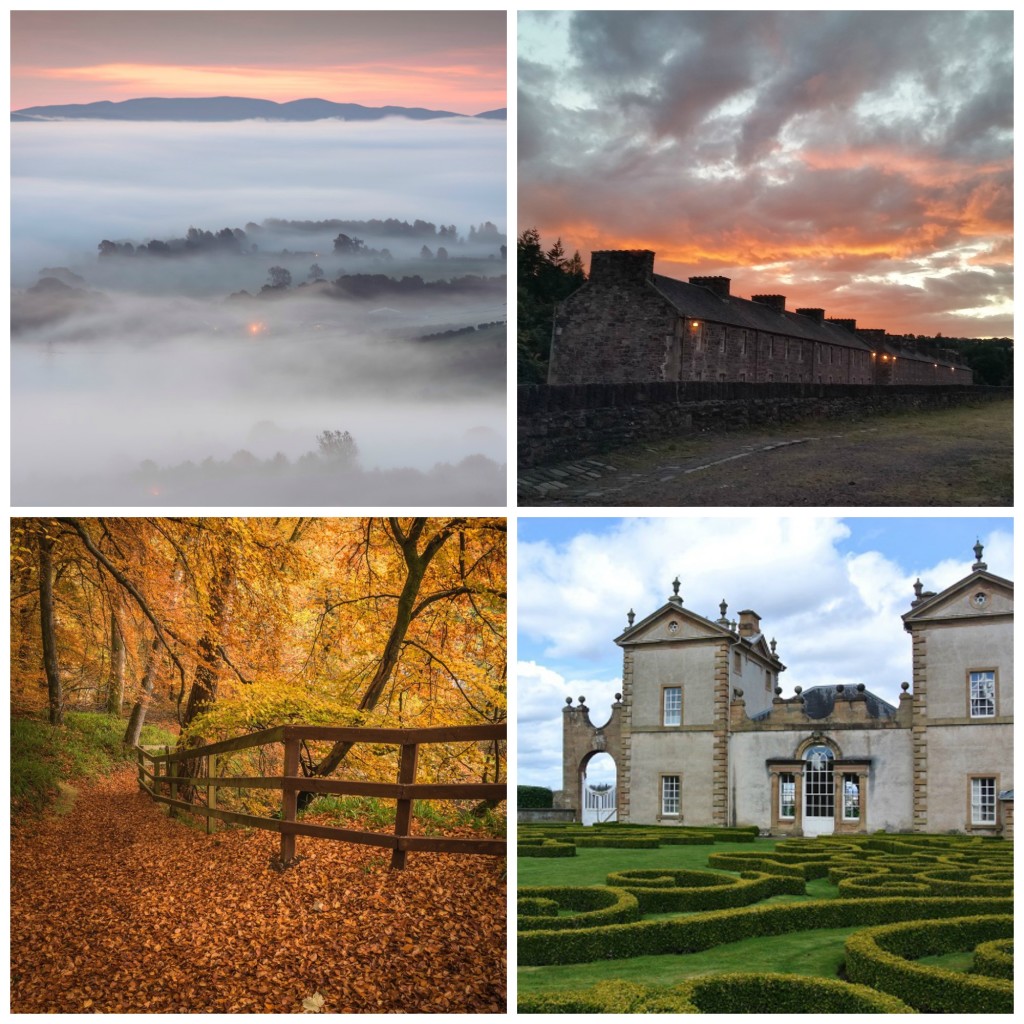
[799,684,898,720]
[651,275,872,353]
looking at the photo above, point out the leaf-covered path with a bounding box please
[11,768,506,1013]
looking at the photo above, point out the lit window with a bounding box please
[969,671,995,717]
[971,777,996,824]
[843,775,860,820]
[780,774,795,818]
[663,686,682,727]
[662,775,681,816]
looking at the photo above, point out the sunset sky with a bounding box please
[11,11,506,115]
[519,11,1013,337]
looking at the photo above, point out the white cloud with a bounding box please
[516,519,1013,783]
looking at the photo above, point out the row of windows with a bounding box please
[663,773,999,825]
[658,670,997,726]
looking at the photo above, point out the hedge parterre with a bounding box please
[518,829,1014,1013]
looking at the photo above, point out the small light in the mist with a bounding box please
[148,484,162,496]
[248,322,267,337]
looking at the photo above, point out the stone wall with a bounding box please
[518,382,1011,468]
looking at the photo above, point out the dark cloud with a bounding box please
[519,10,1013,335]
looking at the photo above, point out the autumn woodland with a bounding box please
[10,517,507,1013]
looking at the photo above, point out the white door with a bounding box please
[582,784,617,825]
[803,747,835,836]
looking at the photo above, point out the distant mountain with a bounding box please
[11,96,507,123]
[475,108,507,120]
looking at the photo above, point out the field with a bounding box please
[519,399,1013,506]
[517,825,1012,1013]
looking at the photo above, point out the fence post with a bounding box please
[136,747,144,791]
[166,745,176,818]
[206,753,217,835]
[280,736,300,867]
[391,742,419,870]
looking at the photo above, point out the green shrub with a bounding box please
[844,914,1013,1012]
[519,974,914,1013]
[973,938,1013,980]
[518,785,554,809]
[518,897,559,919]
[516,886,640,931]
[604,868,804,912]
[518,840,576,858]
[518,895,1012,966]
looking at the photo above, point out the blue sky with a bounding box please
[516,516,1012,788]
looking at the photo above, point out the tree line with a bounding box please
[12,518,507,794]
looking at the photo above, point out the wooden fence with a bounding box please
[135,723,506,869]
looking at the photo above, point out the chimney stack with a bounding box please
[796,308,825,322]
[689,275,731,298]
[751,294,786,312]
[737,609,761,637]
[827,318,857,332]
[589,250,655,287]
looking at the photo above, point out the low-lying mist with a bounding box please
[11,119,507,505]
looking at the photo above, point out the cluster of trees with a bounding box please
[99,226,250,258]
[517,228,586,385]
[420,321,505,341]
[255,218,463,240]
[931,336,1012,386]
[12,517,507,793]
[245,271,506,301]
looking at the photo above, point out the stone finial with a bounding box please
[901,681,910,692]
[913,578,924,599]
[578,696,586,705]
[856,683,866,692]
[565,696,573,705]
[774,686,783,696]
[627,608,636,626]
[614,692,622,702]
[836,684,845,693]
[669,576,683,605]
[770,638,777,654]
[719,598,728,617]
[735,688,744,698]
[972,539,988,572]
[794,685,802,695]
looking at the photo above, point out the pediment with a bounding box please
[615,601,727,645]
[903,570,1013,625]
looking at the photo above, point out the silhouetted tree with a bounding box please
[308,263,325,282]
[267,266,292,288]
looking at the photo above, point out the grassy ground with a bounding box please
[526,398,1013,506]
[11,711,178,816]
[516,839,955,998]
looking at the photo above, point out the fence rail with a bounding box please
[135,723,506,869]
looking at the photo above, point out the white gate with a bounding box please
[803,745,835,837]
[582,783,617,825]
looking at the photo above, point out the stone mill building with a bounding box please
[548,249,972,387]
[559,543,1012,836]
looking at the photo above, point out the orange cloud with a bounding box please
[17,60,505,113]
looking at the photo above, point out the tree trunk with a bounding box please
[123,636,159,747]
[38,530,63,726]
[105,610,126,716]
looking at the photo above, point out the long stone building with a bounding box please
[548,249,972,386]
[559,543,1012,836]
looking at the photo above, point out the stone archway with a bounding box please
[561,694,626,823]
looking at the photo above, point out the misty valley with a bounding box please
[11,120,507,505]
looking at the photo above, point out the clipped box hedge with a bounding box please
[973,937,1013,980]
[519,894,1012,966]
[516,886,640,931]
[518,840,576,858]
[604,868,804,913]
[844,913,1013,1013]
[519,973,914,1014]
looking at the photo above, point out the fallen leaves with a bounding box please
[11,768,506,1013]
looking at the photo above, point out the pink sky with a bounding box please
[11,11,506,114]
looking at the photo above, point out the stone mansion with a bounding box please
[548,250,973,386]
[559,543,1012,837]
